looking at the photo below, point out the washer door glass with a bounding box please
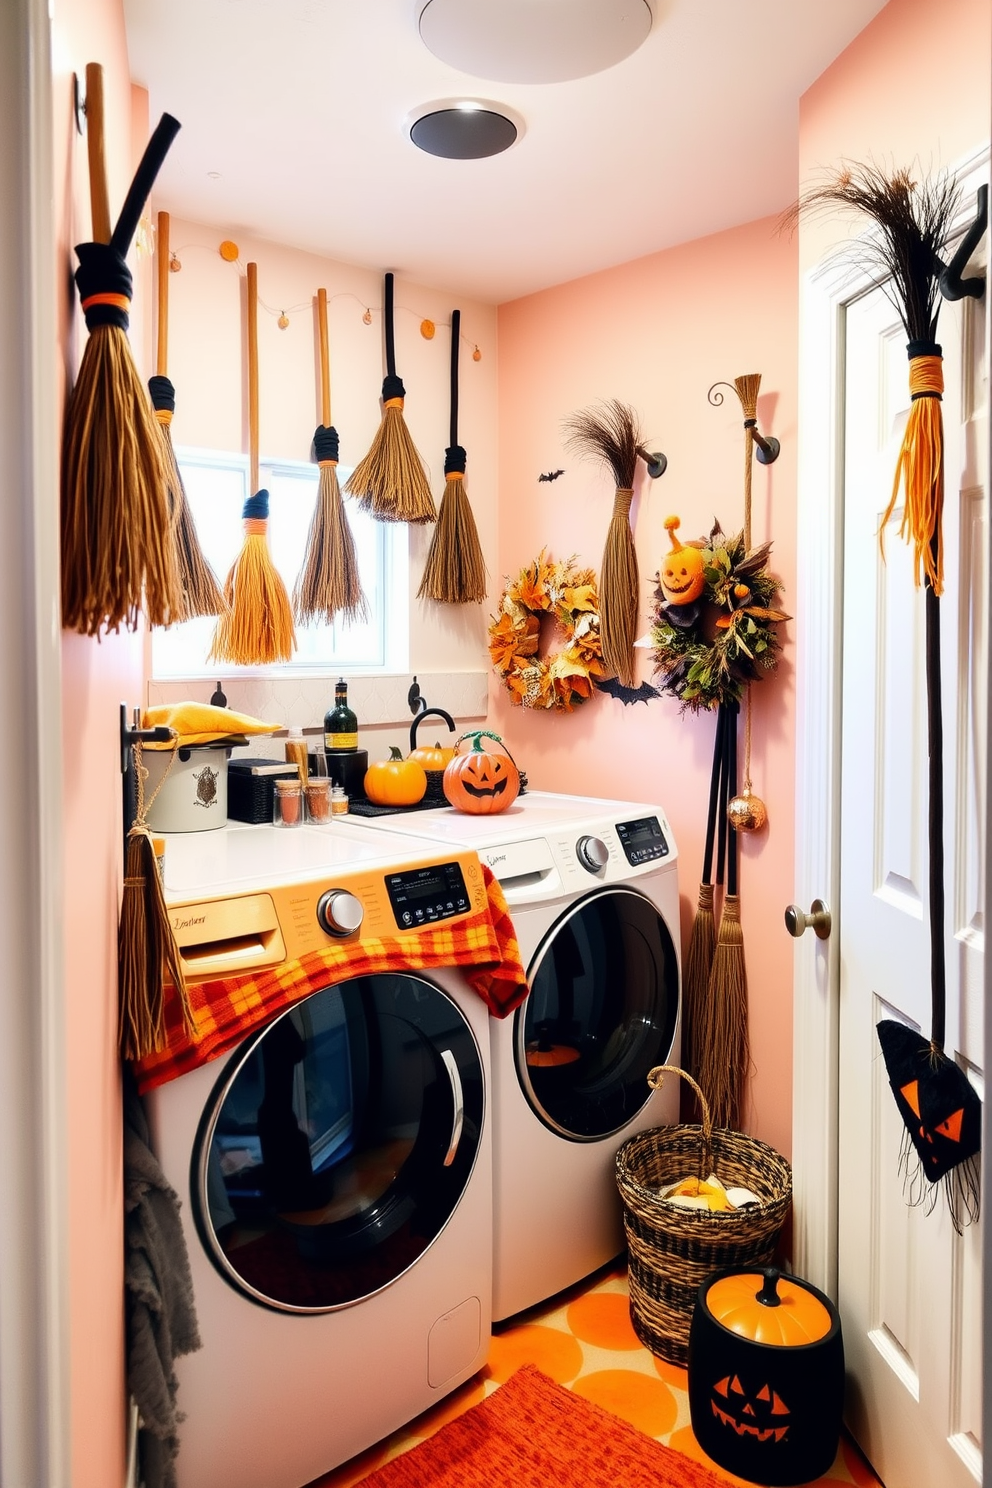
[517,886,678,1139]
[194,973,484,1313]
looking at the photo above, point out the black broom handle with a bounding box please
[926,559,946,1051]
[726,702,739,898]
[111,113,181,258]
[701,704,727,886]
[450,309,461,448]
[715,704,729,888]
[384,272,396,380]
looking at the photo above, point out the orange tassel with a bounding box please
[881,354,944,594]
[209,492,296,665]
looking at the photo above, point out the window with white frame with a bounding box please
[151,449,406,679]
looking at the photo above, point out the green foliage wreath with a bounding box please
[651,521,789,712]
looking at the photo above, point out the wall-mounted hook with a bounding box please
[937,183,987,303]
[72,72,87,135]
[120,702,173,775]
[407,676,427,716]
[638,447,668,478]
[708,381,780,465]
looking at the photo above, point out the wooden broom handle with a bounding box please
[317,287,331,427]
[247,261,259,493]
[156,210,169,376]
[85,62,111,245]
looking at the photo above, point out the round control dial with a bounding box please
[316,888,364,938]
[576,835,609,873]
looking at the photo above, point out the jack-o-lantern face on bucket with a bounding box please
[711,1375,790,1443]
[659,515,705,605]
[443,732,521,815]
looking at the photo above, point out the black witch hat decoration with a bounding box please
[792,163,986,1228]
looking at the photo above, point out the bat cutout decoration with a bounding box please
[538,468,565,483]
[595,677,660,705]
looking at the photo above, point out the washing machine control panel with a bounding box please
[616,815,669,866]
[386,860,471,929]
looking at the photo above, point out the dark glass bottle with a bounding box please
[324,678,358,752]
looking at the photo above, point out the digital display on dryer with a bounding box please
[616,816,669,866]
[386,862,470,929]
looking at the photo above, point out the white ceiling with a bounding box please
[123,0,890,304]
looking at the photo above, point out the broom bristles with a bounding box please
[209,531,296,665]
[118,828,194,1060]
[345,403,436,524]
[61,327,182,634]
[294,461,369,624]
[698,893,750,1131]
[733,373,762,423]
[157,417,226,621]
[680,881,716,1089]
[599,492,639,687]
[418,473,487,604]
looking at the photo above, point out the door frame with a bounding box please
[792,139,990,1403]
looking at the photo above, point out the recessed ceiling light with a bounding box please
[408,99,523,160]
[418,0,653,85]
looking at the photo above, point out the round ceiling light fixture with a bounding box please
[408,99,523,160]
[418,0,653,85]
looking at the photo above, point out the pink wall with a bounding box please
[495,217,799,1159]
[53,3,147,1482]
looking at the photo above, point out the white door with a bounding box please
[837,271,986,1485]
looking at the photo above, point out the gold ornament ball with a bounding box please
[278,312,289,329]
[727,790,768,833]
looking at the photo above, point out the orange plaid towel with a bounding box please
[133,865,527,1094]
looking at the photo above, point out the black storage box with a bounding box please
[228,757,301,824]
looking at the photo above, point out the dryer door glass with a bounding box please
[517,886,678,1139]
[194,973,484,1313]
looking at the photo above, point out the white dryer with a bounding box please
[142,821,493,1488]
[347,792,681,1321]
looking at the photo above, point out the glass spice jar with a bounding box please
[273,776,303,827]
[305,777,332,824]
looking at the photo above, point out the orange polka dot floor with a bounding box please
[305,1262,882,1488]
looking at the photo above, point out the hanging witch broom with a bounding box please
[791,163,982,1226]
[148,210,225,622]
[61,63,183,634]
[345,272,436,524]
[293,287,367,624]
[209,262,296,665]
[118,737,195,1060]
[418,309,487,604]
[563,400,646,688]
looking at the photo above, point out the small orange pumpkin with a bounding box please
[660,515,705,605]
[443,731,520,815]
[364,747,427,807]
[409,740,458,773]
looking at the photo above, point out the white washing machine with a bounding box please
[142,820,494,1488]
[347,791,681,1321]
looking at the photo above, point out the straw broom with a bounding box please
[563,400,645,688]
[294,288,367,625]
[209,262,295,665]
[345,272,436,524]
[419,310,487,604]
[148,210,225,622]
[61,64,183,635]
[118,739,195,1060]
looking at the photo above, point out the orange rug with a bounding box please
[352,1364,731,1487]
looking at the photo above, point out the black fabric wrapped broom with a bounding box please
[418,309,487,604]
[61,63,183,634]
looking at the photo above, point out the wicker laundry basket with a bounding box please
[616,1065,792,1366]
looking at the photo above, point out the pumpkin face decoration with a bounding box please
[876,1019,982,1183]
[660,515,705,605]
[443,731,520,815]
[711,1375,790,1443]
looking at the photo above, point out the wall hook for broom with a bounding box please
[937,183,987,302]
[637,446,667,478]
[72,73,87,135]
[120,702,173,774]
[707,382,780,465]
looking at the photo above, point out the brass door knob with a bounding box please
[784,899,832,940]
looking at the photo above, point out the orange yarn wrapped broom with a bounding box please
[61,63,183,634]
[148,210,225,622]
[345,272,436,524]
[419,309,487,604]
[293,287,367,625]
[210,262,295,665]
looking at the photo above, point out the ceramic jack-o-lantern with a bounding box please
[660,515,706,605]
[443,730,521,815]
[688,1267,844,1486]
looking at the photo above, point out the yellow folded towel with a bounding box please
[141,702,282,749]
